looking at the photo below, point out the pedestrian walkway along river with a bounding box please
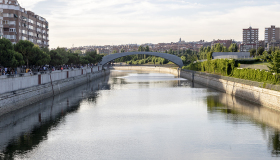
[0,70,280,159]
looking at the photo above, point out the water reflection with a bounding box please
[206,93,280,156]
[0,76,109,159]
[1,70,280,159]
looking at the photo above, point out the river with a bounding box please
[1,69,280,159]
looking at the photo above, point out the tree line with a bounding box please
[183,47,280,84]
[0,38,103,68]
[198,43,238,60]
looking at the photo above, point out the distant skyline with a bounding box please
[19,0,280,48]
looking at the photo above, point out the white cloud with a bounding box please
[18,0,45,10]
[20,0,280,48]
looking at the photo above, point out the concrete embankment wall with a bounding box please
[180,70,280,111]
[113,66,280,111]
[0,76,109,151]
[0,66,109,116]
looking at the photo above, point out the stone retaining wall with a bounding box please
[0,69,110,116]
[180,70,280,110]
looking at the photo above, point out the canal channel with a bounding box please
[0,69,280,159]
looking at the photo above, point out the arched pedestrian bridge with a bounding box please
[99,52,184,68]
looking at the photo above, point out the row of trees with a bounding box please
[0,38,103,68]
[199,43,238,60]
[183,47,280,84]
[249,47,280,57]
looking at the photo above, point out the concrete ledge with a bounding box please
[0,70,110,116]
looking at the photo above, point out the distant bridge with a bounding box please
[99,52,184,68]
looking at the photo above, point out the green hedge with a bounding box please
[184,58,279,84]
[231,68,278,84]
[201,59,237,76]
[182,62,201,71]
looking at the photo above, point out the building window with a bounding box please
[9,21,15,25]
[9,28,16,32]
[4,35,15,39]
[28,19,34,24]
[3,13,9,17]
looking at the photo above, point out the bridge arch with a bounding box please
[99,52,184,68]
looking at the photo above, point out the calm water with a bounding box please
[1,70,280,160]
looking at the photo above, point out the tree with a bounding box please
[0,38,23,67]
[74,50,82,55]
[259,51,271,63]
[222,46,228,52]
[181,56,187,65]
[13,51,25,67]
[49,50,65,66]
[41,47,50,54]
[67,53,80,65]
[257,47,265,55]
[80,56,89,64]
[212,43,223,52]
[121,49,125,53]
[138,46,145,52]
[268,50,280,74]
[55,47,69,64]
[229,43,238,52]
[145,46,150,52]
[29,45,51,66]
[85,50,103,64]
[249,48,256,57]
[14,40,34,67]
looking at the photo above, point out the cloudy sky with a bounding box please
[19,0,280,48]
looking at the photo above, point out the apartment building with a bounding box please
[265,25,280,49]
[243,26,258,44]
[240,26,259,52]
[0,0,49,47]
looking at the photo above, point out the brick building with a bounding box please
[0,0,49,47]
[243,26,258,44]
[265,25,280,49]
[240,26,259,52]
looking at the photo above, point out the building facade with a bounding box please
[265,25,280,50]
[0,0,49,47]
[243,26,258,44]
[240,26,259,52]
